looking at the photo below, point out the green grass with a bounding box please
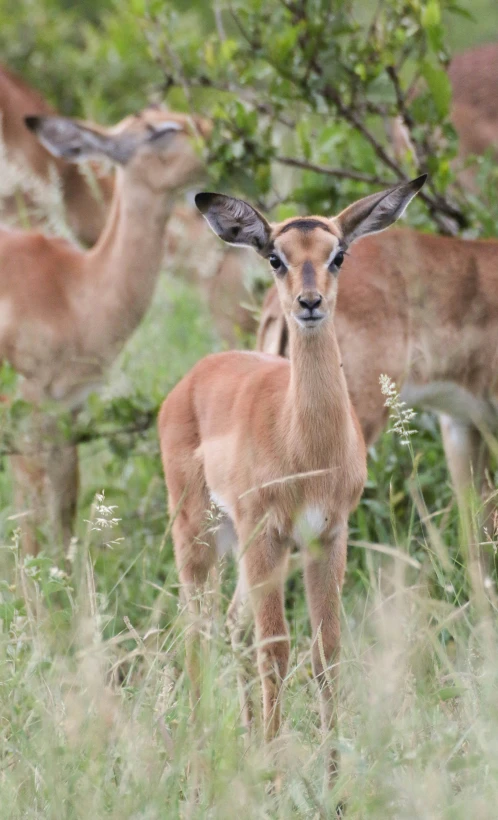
[1,0,498,810]
[0,263,497,817]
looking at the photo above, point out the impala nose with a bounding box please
[298,294,322,312]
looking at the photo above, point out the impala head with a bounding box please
[196,175,426,331]
[25,106,211,191]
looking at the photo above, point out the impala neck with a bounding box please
[86,168,174,347]
[62,164,113,247]
[285,316,353,463]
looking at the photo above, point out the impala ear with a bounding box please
[25,115,140,165]
[195,192,271,252]
[334,174,427,245]
[26,116,114,160]
[144,120,183,147]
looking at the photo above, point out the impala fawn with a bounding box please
[159,175,426,777]
[258,221,498,578]
[0,107,209,553]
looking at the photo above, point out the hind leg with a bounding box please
[440,414,495,585]
[46,442,79,554]
[170,471,217,704]
[227,570,255,734]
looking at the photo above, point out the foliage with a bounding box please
[1,0,498,815]
[0,0,155,121]
[149,0,485,234]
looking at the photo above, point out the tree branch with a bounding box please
[275,155,394,186]
[0,412,158,458]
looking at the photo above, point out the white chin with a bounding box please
[293,315,324,330]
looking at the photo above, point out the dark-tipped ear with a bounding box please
[25,115,111,161]
[25,115,137,165]
[195,192,271,252]
[334,174,427,245]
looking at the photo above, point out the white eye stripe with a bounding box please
[273,248,290,268]
[326,247,342,267]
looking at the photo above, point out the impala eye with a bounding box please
[330,250,345,271]
[268,253,281,270]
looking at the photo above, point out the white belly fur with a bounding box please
[292,505,328,548]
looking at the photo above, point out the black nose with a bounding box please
[298,294,322,311]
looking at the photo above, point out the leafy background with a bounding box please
[1,1,498,816]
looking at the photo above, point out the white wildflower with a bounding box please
[85,490,123,549]
[380,374,417,446]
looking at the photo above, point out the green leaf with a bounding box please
[437,686,467,701]
[421,0,441,29]
[421,0,445,50]
[421,60,452,119]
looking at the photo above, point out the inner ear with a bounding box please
[195,192,271,252]
[24,115,136,165]
[334,174,427,245]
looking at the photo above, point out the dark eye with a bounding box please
[330,250,345,271]
[268,253,281,270]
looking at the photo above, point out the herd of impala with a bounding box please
[1,41,498,783]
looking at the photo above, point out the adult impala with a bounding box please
[393,41,498,190]
[0,64,258,342]
[258,223,498,569]
[0,64,113,245]
[159,176,425,778]
[0,107,208,553]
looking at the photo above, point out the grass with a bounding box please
[1,1,498,811]
[0,262,497,817]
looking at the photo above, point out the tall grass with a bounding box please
[0,271,497,817]
[1,505,497,817]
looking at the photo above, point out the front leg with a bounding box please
[303,525,348,782]
[10,451,47,556]
[239,525,290,743]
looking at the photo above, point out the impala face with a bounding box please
[25,106,211,192]
[195,175,427,335]
[268,217,345,330]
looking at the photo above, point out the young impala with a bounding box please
[0,107,208,553]
[258,222,498,573]
[159,175,426,776]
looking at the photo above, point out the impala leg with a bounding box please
[440,414,495,580]
[10,452,47,556]
[171,486,217,705]
[242,529,289,744]
[303,528,347,783]
[227,574,255,734]
[10,399,80,556]
[46,443,79,553]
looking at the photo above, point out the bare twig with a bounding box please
[275,155,394,186]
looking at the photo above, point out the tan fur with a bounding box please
[0,65,257,341]
[392,42,498,190]
[0,64,113,245]
[258,227,498,558]
[0,107,207,554]
[159,180,423,779]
